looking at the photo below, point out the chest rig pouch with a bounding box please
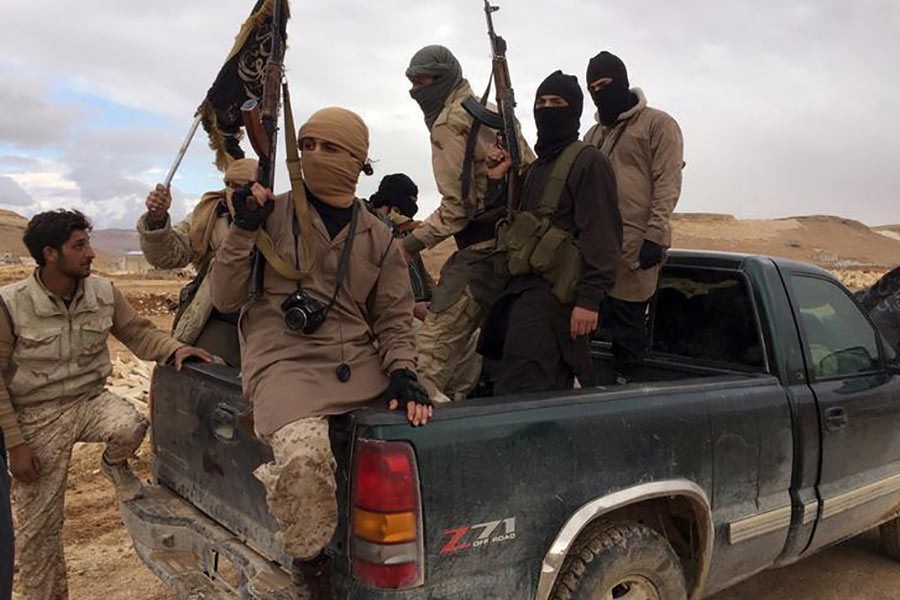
[498,141,589,304]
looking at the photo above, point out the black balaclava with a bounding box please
[587,51,636,127]
[406,45,464,129]
[533,70,584,158]
[370,173,419,218]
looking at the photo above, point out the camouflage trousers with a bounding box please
[416,285,485,401]
[254,417,337,561]
[12,391,149,600]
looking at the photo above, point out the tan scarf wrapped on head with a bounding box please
[297,107,369,208]
[188,158,258,260]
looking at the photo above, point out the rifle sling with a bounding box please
[460,76,494,218]
[248,82,315,283]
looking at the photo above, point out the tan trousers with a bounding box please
[416,285,485,401]
[13,391,148,600]
[254,417,337,561]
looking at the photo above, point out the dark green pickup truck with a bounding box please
[121,250,900,599]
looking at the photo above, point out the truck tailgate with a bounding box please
[150,364,289,568]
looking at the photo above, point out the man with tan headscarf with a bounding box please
[136,158,257,364]
[404,45,535,401]
[210,107,432,600]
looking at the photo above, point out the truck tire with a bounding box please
[880,517,900,561]
[551,520,687,600]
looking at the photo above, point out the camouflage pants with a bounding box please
[254,417,337,561]
[416,285,485,401]
[12,391,148,600]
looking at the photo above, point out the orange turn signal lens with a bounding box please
[353,509,417,544]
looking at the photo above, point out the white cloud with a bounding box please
[0,0,897,228]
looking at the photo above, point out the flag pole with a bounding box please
[163,114,202,187]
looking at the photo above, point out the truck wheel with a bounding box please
[551,520,687,600]
[880,517,900,561]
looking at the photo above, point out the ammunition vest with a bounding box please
[0,274,115,405]
[498,141,589,304]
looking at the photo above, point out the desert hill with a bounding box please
[671,214,900,269]
[91,228,141,256]
[874,224,900,243]
[421,213,900,284]
[0,209,895,279]
[0,209,28,255]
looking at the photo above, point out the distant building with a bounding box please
[119,251,152,273]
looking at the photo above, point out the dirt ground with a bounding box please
[3,242,899,599]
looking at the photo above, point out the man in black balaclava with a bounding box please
[584,51,684,383]
[489,71,622,394]
[366,173,435,314]
[369,173,419,220]
[403,44,536,402]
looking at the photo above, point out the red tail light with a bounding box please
[351,439,424,589]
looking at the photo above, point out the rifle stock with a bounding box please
[241,100,269,161]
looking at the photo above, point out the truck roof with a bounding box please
[667,248,834,279]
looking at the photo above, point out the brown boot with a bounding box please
[100,453,143,503]
[291,552,334,600]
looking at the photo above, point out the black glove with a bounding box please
[637,239,664,270]
[382,369,431,409]
[231,184,274,231]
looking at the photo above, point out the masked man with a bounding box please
[489,71,622,393]
[405,45,535,401]
[584,51,684,382]
[0,210,209,600]
[137,158,258,365]
[210,107,432,599]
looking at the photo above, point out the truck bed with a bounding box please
[141,356,776,598]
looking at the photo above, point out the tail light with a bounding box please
[351,439,424,589]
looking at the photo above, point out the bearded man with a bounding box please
[0,209,209,600]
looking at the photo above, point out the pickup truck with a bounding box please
[121,250,900,600]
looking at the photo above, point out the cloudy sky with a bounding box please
[1,0,898,229]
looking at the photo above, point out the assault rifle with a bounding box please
[462,0,523,172]
[242,0,288,299]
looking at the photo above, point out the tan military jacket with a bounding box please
[137,195,231,344]
[404,79,535,253]
[210,194,417,437]
[0,272,183,447]
[584,88,684,302]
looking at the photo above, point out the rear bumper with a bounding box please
[121,485,530,599]
[120,485,292,599]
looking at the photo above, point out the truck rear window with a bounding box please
[650,267,765,370]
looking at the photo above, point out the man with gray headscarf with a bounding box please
[404,44,534,401]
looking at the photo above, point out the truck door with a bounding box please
[787,272,900,553]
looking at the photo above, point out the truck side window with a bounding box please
[650,268,764,370]
[792,275,880,379]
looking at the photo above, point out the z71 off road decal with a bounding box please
[440,518,517,554]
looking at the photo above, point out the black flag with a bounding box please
[198,0,289,171]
